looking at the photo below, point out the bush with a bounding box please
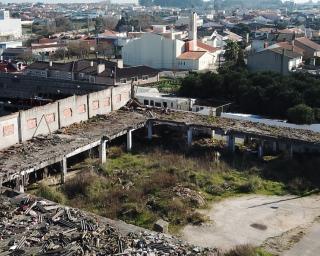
[63,171,102,198]
[238,176,263,193]
[205,184,225,196]
[287,104,314,124]
[287,177,312,195]
[224,245,256,256]
[37,183,66,204]
[108,146,123,159]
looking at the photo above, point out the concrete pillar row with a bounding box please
[227,134,235,152]
[99,139,107,164]
[187,127,193,147]
[258,141,264,159]
[61,157,67,184]
[147,122,153,140]
[127,129,133,152]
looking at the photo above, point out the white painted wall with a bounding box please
[0,18,22,38]
[122,33,185,70]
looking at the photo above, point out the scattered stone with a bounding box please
[153,219,169,233]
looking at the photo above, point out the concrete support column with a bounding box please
[16,176,24,193]
[258,141,264,159]
[127,129,133,152]
[288,143,293,159]
[227,134,235,152]
[61,157,67,184]
[273,141,278,153]
[43,167,49,179]
[187,127,193,147]
[147,122,153,140]
[0,176,2,194]
[99,139,107,164]
[211,130,215,139]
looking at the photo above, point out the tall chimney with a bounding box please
[189,12,197,50]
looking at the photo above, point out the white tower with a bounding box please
[189,12,198,50]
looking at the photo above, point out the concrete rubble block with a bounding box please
[153,219,169,233]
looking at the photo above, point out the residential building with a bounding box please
[247,47,303,75]
[294,37,320,58]
[24,59,160,86]
[0,10,22,38]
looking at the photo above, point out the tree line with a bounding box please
[179,68,320,124]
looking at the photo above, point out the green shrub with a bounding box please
[287,104,314,124]
[205,184,225,196]
[287,177,312,195]
[108,146,123,159]
[238,176,263,193]
[224,244,256,256]
[37,183,66,204]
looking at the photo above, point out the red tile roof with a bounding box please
[197,41,218,53]
[276,42,305,55]
[177,51,206,60]
[295,37,320,51]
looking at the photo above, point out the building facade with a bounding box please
[0,10,22,38]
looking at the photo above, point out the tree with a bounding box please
[55,16,73,32]
[19,52,35,64]
[287,104,314,124]
[224,41,240,62]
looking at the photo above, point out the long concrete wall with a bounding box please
[0,85,131,150]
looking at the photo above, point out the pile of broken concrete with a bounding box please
[0,189,217,255]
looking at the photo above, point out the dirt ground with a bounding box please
[181,194,320,252]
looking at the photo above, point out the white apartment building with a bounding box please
[0,10,22,38]
[122,12,218,71]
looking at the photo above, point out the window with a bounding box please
[45,113,55,123]
[92,100,100,110]
[63,108,72,118]
[171,102,173,108]
[120,78,127,84]
[150,100,154,106]
[142,75,149,80]
[163,102,167,108]
[27,118,37,129]
[155,102,161,107]
[144,99,149,105]
[116,94,121,102]
[104,97,111,107]
[3,124,14,136]
[78,104,86,113]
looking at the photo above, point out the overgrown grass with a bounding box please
[36,183,67,204]
[32,144,319,234]
[224,245,273,256]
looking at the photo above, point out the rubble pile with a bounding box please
[0,191,216,256]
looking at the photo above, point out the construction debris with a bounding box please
[0,189,217,256]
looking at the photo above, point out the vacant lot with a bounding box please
[182,194,320,252]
